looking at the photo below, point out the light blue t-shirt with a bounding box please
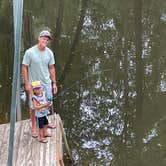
[22,45,55,85]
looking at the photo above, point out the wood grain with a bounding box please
[0,114,63,166]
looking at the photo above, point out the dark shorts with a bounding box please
[37,116,49,129]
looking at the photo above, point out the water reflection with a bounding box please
[1,0,166,165]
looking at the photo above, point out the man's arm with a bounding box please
[22,64,32,92]
[49,64,58,94]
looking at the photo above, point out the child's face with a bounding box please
[33,87,42,95]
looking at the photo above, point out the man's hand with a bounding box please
[52,83,58,94]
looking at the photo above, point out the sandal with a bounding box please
[32,131,38,138]
[44,133,52,137]
[39,138,48,143]
[48,123,56,129]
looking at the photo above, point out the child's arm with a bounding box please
[32,98,49,110]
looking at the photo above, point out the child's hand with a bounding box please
[48,101,52,107]
[45,101,52,107]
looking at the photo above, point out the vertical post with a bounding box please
[56,114,64,166]
[57,114,72,164]
[17,69,22,121]
[7,0,23,165]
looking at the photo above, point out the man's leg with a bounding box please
[30,108,38,138]
[30,108,36,130]
[29,93,38,137]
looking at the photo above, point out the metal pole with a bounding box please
[7,0,23,165]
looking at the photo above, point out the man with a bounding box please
[22,30,58,138]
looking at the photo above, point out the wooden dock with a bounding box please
[0,114,64,166]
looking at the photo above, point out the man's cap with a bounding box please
[39,30,52,39]
[31,80,42,89]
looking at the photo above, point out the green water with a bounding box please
[0,0,166,165]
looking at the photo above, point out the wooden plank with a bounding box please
[0,114,63,166]
[0,124,6,151]
[0,124,10,166]
[56,115,64,166]
[13,120,23,165]
[14,120,35,166]
[49,114,57,165]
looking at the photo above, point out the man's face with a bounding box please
[38,36,50,48]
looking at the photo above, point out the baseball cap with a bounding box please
[39,30,52,39]
[31,80,42,89]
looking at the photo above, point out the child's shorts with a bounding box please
[37,116,49,128]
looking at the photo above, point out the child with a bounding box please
[31,80,52,143]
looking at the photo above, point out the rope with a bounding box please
[7,0,23,165]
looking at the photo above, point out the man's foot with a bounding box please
[32,130,38,138]
[48,123,56,129]
[39,138,48,143]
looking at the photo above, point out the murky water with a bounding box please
[0,0,166,165]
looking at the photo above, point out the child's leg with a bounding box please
[43,116,51,137]
[39,128,44,139]
[44,125,48,136]
[38,117,48,142]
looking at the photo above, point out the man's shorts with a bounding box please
[29,83,53,109]
[37,116,49,128]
